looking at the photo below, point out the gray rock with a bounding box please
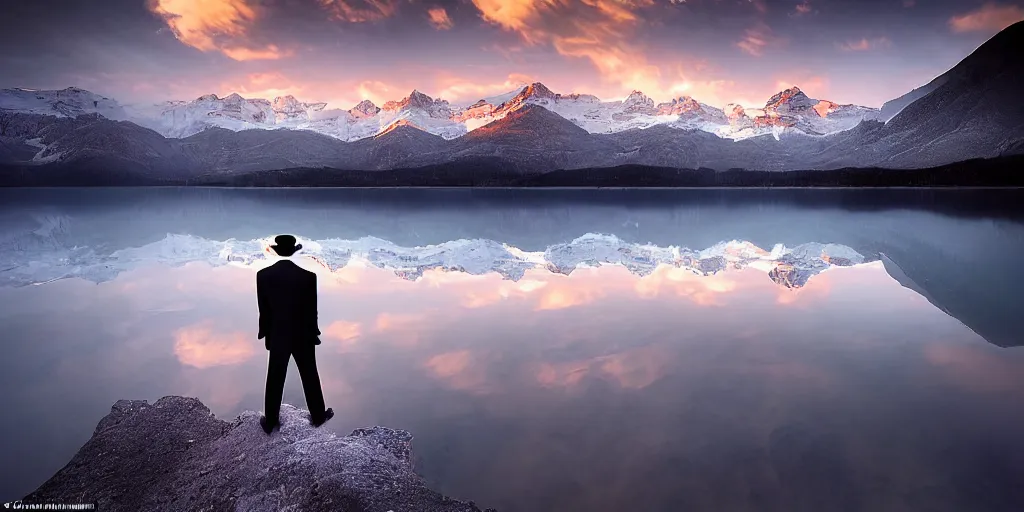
[25,396,494,512]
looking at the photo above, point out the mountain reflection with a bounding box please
[107,258,935,382]
[2,245,1024,510]
[3,186,1024,508]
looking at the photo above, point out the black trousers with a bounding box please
[264,342,327,424]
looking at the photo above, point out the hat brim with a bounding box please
[270,243,302,253]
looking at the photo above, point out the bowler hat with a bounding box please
[270,234,302,256]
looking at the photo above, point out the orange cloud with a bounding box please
[148,0,289,61]
[838,37,892,52]
[319,0,398,22]
[949,3,1024,33]
[793,1,812,15]
[470,0,663,100]
[736,23,775,57]
[173,322,255,369]
[427,6,454,30]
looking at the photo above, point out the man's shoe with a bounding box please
[260,416,279,435]
[311,408,335,427]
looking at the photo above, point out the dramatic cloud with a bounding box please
[318,0,399,22]
[470,0,663,98]
[427,6,454,30]
[838,36,892,51]
[949,2,1024,33]
[148,0,289,61]
[2,0,1003,112]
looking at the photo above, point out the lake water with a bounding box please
[1,188,1023,511]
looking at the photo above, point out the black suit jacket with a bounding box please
[256,260,322,351]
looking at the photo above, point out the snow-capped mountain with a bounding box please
[130,93,275,138]
[272,95,327,123]
[0,87,128,120]
[716,87,876,140]
[1,83,877,143]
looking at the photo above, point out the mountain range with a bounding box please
[0,21,1022,185]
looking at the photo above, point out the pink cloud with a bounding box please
[173,322,255,369]
[427,6,454,30]
[949,3,1024,33]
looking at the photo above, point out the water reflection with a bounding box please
[3,188,1024,509]
[3,256,1023,510]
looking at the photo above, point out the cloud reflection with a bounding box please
[173,321,255,368]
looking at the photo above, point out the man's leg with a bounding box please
[292,343,327,421]
[264,347,291,426]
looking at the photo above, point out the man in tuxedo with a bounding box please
[257,234,334,434]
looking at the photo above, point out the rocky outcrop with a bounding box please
[24,396,493,512]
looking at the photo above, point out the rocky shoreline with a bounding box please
[24,396,493,512]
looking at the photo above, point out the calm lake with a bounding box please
[1,188,1023,511]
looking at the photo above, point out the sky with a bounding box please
[1,0,1023,109]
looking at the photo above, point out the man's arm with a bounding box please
[310,272,321,341]
[257,272,270,341]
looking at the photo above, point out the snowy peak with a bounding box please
[522,82,557,100]
[621,90,656,114]
[765,87,815,111]
[654,96,726,122]
[382,90,452,119]
[271,95,327,122]
[349,99,380,118]
[190,92,274,124]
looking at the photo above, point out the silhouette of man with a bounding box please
[257,234,334,434]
